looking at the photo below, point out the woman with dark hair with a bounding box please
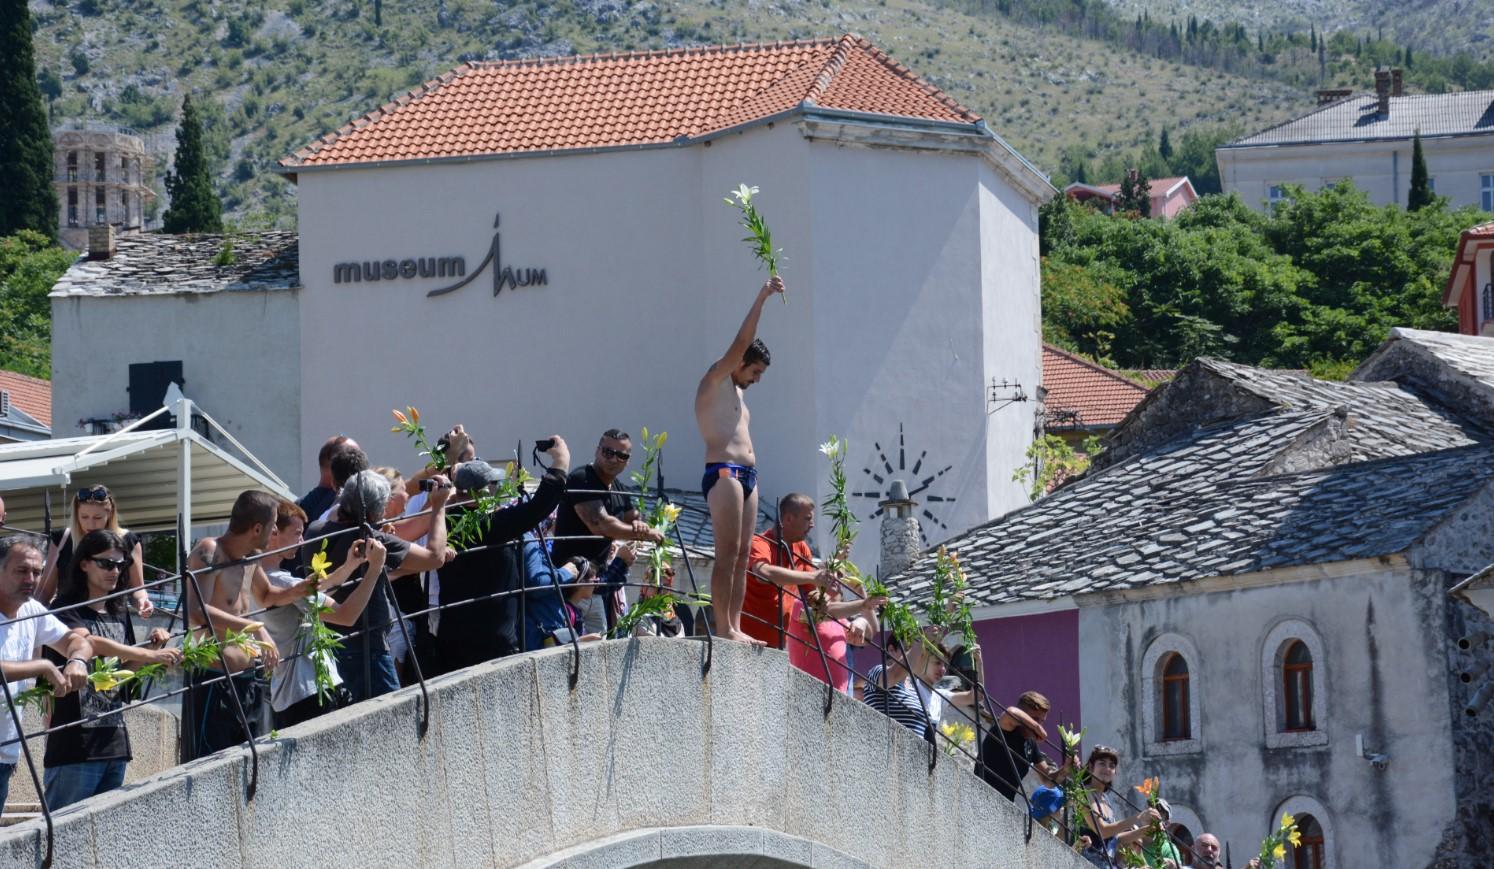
[43,530,181,808]
[1075,745,1163,867]
[39,485,152,617]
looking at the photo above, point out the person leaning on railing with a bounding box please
[302,471,451,702]
[1075,745,1163,866]
[183,492,292,761]
[978,689,1072,803]
[260,500,386,730]
[435,438,571,669]
[41,530,182,808]
[862,633,933,742]
[39,485,152,618]
[0,535,94,808]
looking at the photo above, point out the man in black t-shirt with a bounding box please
[552,430,662,567]
[552,430,663,631]
[302,470,452,701]
[979,689,1071,801]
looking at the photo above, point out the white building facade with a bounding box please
[1218,73,1494,211]
[51,36,1053,562]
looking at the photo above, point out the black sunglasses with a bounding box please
[89,557,130,572]
[599,446,631,462]
[75,486,110,503]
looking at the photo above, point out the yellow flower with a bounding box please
[656,431,667,447]
[661,503,682,524]
[309,551,332,580]
[88,670,132,692]
[1272,844,1286,861]
[392,408,408,425]
[1280,812,1295,830]
[1288,830,1302,847]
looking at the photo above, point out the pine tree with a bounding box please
[1407,131,1433,211]
[1159,127,1173,163]
[162,95,223,234]
[0,0,58,240]
[1116,169,1152,218]
[1310,25,1317,51]
[1405,46,1413,68]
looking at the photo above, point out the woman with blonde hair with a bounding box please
[40,486,152,616]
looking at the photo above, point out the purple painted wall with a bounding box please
[975,609,1081,734]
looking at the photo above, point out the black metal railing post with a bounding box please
[182,565,260,799]
[0,672,52,867]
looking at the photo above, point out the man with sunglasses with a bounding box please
[552,430,662,630]
[0,536,94,807]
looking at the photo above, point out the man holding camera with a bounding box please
[437,436,571,668]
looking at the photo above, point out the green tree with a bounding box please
[1040,256,1130,363]
[1158,127,1173,163]
[0,231,75,377]
[0,0,58,240]
[1116,169,1152,217]
[1407,131,1433,212]
[162,95,223,234]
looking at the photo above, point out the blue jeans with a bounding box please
[334,644,399,702]
[0,762,14,809]
[43,759,127,809]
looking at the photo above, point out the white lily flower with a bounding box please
[819,438,842,460]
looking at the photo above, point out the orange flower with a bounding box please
[392,408,409,425]
[1134,777,1159,798]
[408,406,420,424]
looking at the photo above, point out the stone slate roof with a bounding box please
[892,350,1494,605]
[1224,90,1494,147]
[50,231,300,297]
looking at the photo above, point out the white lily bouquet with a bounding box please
[724,184,787,303]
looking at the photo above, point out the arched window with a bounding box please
[1283,641,1314,731]
[1143,634,1202,756]
[1162,652,1191,740]
[1291,814,1325,869]
[1263,620,1329,749]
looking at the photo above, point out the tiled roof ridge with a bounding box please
[803,33,858,106]
[286,64,476,166]
[824,34,981,122]
[1043,343,1149,393]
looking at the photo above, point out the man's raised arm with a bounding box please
[702,277,783,382]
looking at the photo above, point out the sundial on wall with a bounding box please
[849,423,957,545]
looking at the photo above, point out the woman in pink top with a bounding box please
[786,581,884,693]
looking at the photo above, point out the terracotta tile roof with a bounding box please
[0,370,52,427]
[281,34,980,169]
[1042,344,1150,429]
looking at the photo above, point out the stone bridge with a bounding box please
[0,637,1088,868]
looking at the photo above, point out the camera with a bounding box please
[418,478,436,492]
[535,438,557,451]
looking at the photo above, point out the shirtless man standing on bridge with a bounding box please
[696,276,783,644]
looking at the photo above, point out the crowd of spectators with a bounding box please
[0,431,1269,866]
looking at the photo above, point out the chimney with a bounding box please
[878,479,924,579]
[1374,68,1392,116]
[1391,67,1404,97]
[87,224,115,260]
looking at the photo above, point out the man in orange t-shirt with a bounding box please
[743,493,833,649]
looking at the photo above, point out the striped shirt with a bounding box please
[863,665,932,742]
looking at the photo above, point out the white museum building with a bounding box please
[49,35,1054,561]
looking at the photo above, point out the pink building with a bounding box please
[1064,175,1199,219]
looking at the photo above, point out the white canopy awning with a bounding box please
[0,398,291,536]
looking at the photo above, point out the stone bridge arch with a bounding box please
[0,638,1088,868]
